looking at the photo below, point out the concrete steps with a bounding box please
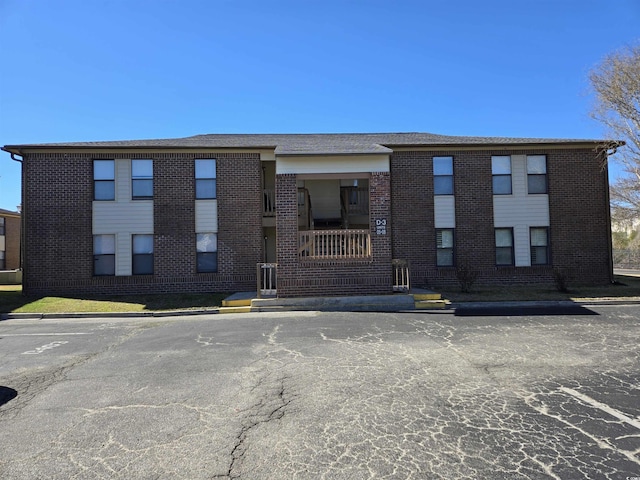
[219,289,448,313]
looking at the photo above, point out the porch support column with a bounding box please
[275,173,298,297]
[370,171,393,284]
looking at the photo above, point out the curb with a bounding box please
[2,299,639,320]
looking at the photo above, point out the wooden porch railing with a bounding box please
[263,189,276,217]
[392,259,410,292]
[341,186,369,215]
[257,263,277,297]
[298,229,371,259]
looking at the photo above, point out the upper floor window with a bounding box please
[492,156,512,195]
[0,217,5,235]
[433,156,454,195]
[495,228,514,265]
[527,155,547,194]
[530,227,550,265]
[93,234,115,276]
[132,159,153,199]
[94,160,115,201]
[132,234,154,275]
[436,228,454,266]
[195,159,216,199]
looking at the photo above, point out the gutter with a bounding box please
[9,152,25,288]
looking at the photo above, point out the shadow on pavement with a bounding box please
[0,386,18,407]
[455,304,599,317]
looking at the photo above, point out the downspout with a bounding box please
[603,145,617,284]
[10,152,25,291]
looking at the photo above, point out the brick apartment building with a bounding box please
[0,208,21,271]
[2,133,613,297]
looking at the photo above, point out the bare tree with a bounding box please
[590,44,640,225]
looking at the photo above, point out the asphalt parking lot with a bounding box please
[0,305,639,479]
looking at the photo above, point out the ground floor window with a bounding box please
[495,228,514,266]
[0,250,5,270]
[197,233,218,272]
[132,234,154,275]
[436,228,454,266]
[94,234,115,276]
[530,227,550,265]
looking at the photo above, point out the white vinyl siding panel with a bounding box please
[195,200,218,233]
[513,225,532,267]
[92,201,154,234]
[493,155,549,267]
[493,195,550,226]
[276,155,389,174]
[434,196,456,228]
[511,155,526,197]
[0,236,5,251]
[115,232,132,276]
[115,159,131,202]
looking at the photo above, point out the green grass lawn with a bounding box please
[0,285,228,314]
[1,275,639,314]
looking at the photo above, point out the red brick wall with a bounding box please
[275,172,392,297]
[22,151,263,296]
[547,148,612,285]
[390,148,612,288]
[2,214,21,270]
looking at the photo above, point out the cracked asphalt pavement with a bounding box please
[0,305,639,479]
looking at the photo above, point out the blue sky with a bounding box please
[1,0,638,210]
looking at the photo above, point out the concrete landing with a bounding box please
[219,289,448,313]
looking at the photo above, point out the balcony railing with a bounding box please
[299,229,371,259]
[263,189,276,217]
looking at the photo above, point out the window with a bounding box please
[195,159,216,199]
[132,234,154,275]
[197,233,218,272]
[492,156,512,195]
[94,234,115,276]
[495,228,514,265]
[132,159,153,199]
[436,229,454,266]
[94,160,115,200]
[0,217,5,235]
[530,227,549,265]
[527,155,547,194]
[0,250,5,270]
[433,156,454,195]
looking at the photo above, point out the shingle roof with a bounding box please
[2,132,607,155]
[0,208,20,216]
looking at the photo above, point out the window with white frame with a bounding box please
[433,156,454,195]
[436,228,454,266]
[93,234,115,276]
[132,159,153,199]
[492,156,512,195]
[495,228,514,265]
[195,159,216,199]
[530,227,550,265]
[527,155,547,194]
[196,233,218,273]
[94,160,115,201]
[132,234,154,275]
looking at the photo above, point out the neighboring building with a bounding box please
[0,208,21,271]
[2,132,613,297]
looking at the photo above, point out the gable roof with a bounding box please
[2,132,611,156]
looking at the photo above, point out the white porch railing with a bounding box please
[392,259,410,292]
[263,189,276,217]
[299,229,371,259]
[257,263,277,297]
